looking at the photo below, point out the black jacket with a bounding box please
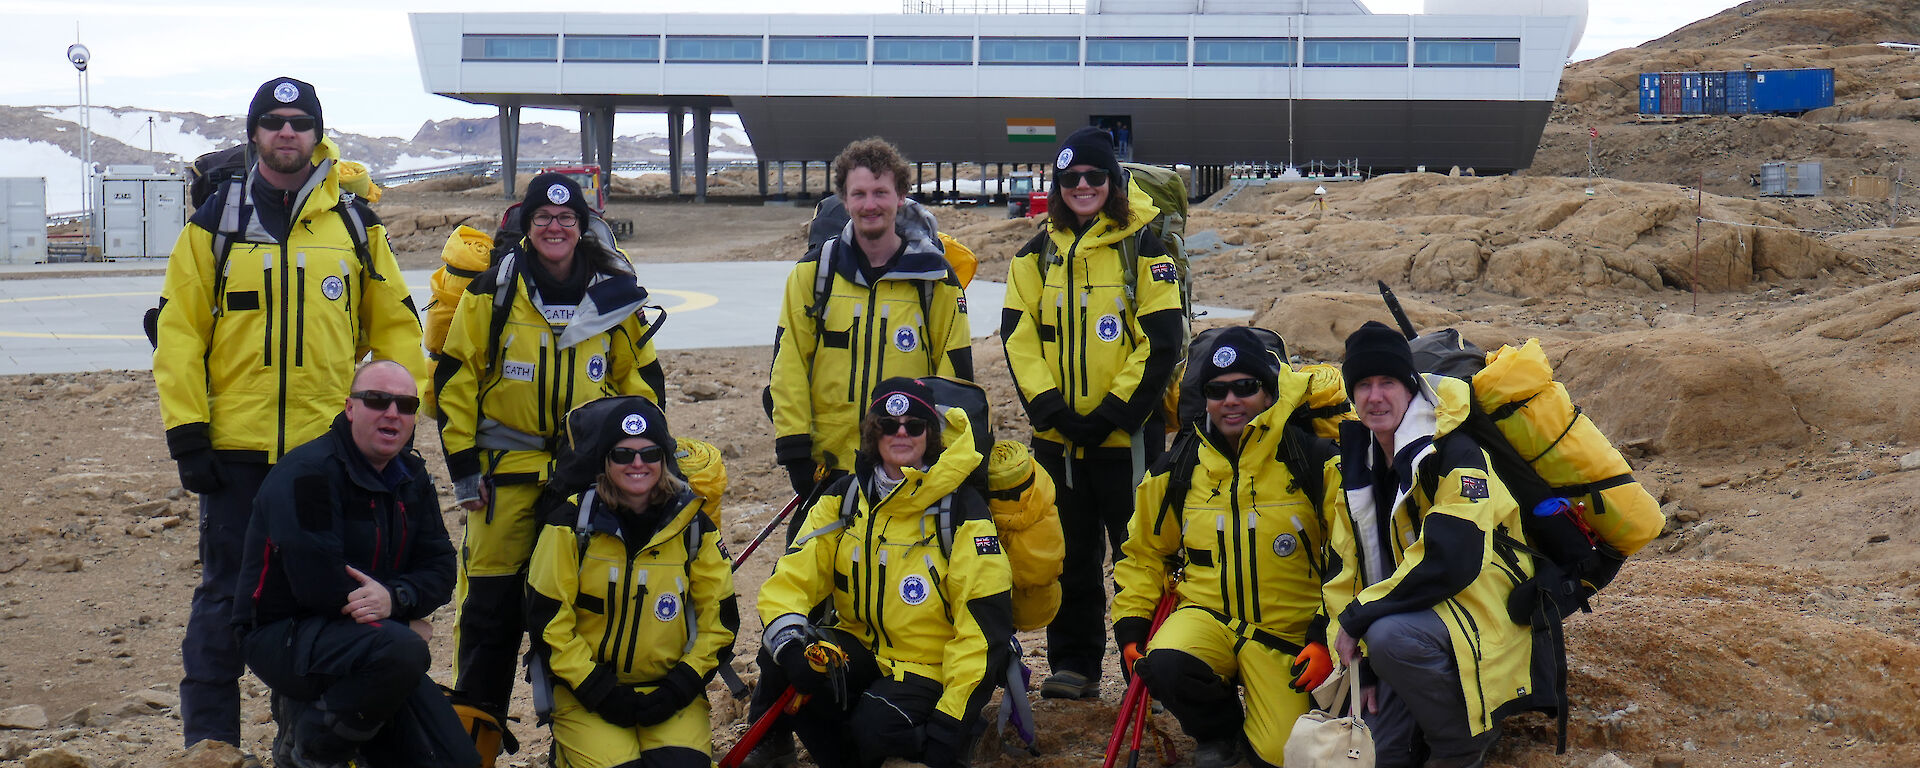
[233,413,457,631]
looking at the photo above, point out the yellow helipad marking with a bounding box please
[650,288,718,313]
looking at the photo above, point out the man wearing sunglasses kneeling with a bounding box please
[234,360,476,768]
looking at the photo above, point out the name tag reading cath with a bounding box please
[542,306,577,325]
[502,361,536,382]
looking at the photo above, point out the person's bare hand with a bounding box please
[460,479,492,511]
[342,565,392,623]
[1360,683,1379,715]
[1335,627,1363,666]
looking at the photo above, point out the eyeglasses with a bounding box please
[257,114,317,133]
[531,213,579,228]
[351,390,420,415]
[1054,169,1110,188]
[1202,379,1264,400]
[608,445,665,465]
[877,417,929,437]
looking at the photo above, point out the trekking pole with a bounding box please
[1103,587,1180,768]
[717,685,798,768]
[731,494,804,572]
[1376,280,1419,340]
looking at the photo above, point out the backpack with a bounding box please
[187,145,247,209]
[1155,327,1345,529]
[143,169,376,349]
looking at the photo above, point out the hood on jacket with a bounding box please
[860,404,982,519]
[827,198,952,288]
[1046,175,1161,255]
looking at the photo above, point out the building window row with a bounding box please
[461,34,1521,67]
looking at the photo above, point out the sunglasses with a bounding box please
[351,390,420,415]
[1055,169,1110,188]
[531,212,579,228]
[608,445,666,465]
[876,417,929,437]
[1202,379,1264,400]
[257,114,317,132]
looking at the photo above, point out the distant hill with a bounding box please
[1645,0,1920,50]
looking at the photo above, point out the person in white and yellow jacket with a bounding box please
[1000,127,1183,698]
[1324,322,1545,768]
[1112,328,1340,768]
[435,173,666,723]
[153,76,428,750]
[756,378,1013,768]
[525,396,736,768]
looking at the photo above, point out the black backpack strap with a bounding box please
[210,178,248,314]
[1151,429,1202,537]
[333,192,376,276]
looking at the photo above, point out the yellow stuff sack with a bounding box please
[1475,339,1664,556]
[1295,363,1355,440]
[336,160,384,204]
[985,440,1064,632]
[426,225,494,356]
[938,232,977,288]
[673,438,728,530]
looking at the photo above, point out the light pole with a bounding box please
[66,42,93,258]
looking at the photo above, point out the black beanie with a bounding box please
[247,77,323,137]
[1342,321,1421,397]
[1199,327,1283,395]
[1054,126,1123,184]
[548,396,678,498]
[519,172,594,234]
[868,377,939,424]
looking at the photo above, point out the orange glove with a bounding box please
[1289,642,1333,693]
[1121,642,1146,675]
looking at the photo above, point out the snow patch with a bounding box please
[0,139,84,214]
[41,106,224,162]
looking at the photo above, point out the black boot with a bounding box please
[739,731,798,768]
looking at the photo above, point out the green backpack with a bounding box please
[1040,162,1192,342]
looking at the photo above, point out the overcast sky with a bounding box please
[5,0,1745,141]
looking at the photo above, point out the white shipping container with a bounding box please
[99,166,188,259]
[1,177,48,265]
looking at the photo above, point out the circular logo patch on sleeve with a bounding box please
[272,82,300,103]
[894,326,919,353]
[546,184,571,205]
[320,275,344,301]
[1212,346,1238,368]
[899,574,930,605]
[654,593,680,621]
[621,414,647,435]
[1055,148,1074,170]
[586,354,606,382]
[1095,314,1122,343]
[884,393,910,416]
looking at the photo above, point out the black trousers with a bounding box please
[181,460,271,747]
[244,616,479,768]
[753,630,946,768]
[1036,440,1159,680]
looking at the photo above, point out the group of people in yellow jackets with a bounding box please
[157,75,1537,768]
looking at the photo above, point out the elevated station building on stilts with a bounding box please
[409,0,1588,202]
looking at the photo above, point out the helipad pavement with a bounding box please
[0,261,1250,376]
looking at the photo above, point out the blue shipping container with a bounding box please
[1640,73,1660,114]
[1681,72,1704,114]
[1725,70,1752,114]
[1751,68,1836,114]
[1704,71,1727,114]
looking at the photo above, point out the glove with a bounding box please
[772,629,835,699]
[593,685,646,728]
[632,664,703,726]
[1290,641,1333,693]
[1121,643,1146,679]
[176,448,227,495]
[920,711,968,768]
[781,458,818,498]
[452,474,482,506]
[1054,413,1109,446]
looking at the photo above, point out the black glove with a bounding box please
[593,685,646,728]
[921,711,968,768]
[1026,390,1070,433]
[781,458,819,498]
[1055,412,1111,446]
[772,629,835,699]
[176,449,228,495]
[633,664,703,726]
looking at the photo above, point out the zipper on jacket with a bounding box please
[874,549,895,650]
[1077,290,1090,399]
[1052,295,1068,400]
[1444,597,1492,730]
[1228,472,1249,621]
[395,501,410,572]
[848,545,865,625]
[535,335,550,434]
[597,565,621,662]
[859,298,880,407]
[875,303,891,394]
[846,303,865,404]
[1245,503,1262,625]
[925,553,952,625]
[558,346,578,432]
[294,252,307,367]
[624,570,650,673]
[261,258,274,367]
[1215,516,1231,617]
[339,259,355,332]
[1062,243,1078,406]
[275,244,293,457]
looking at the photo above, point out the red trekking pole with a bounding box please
[718,686,798,768]
[1103,586,1179,768]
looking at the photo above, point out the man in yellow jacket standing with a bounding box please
[1001,127,1183,698]
[153,76,428,752]
[1324,322,1540,768]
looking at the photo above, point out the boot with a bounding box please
[740,731,798,768]
[1192,737,1243,768]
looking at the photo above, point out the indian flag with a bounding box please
[1007,119,1056,143]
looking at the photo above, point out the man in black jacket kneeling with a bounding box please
[233,359,477,768]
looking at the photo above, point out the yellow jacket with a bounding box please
[770,227,972,474]
[1112,365,1341,651]
[154,137,427,462]
[526,487,737,700]
[434,246,664,485]
[1000,179,1183,451]
[1324,374,1537,736]
[759,407,1013,723]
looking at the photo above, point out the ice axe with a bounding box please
[731,493,804,572]
[717,640,847,768]
[1103,586,1181,768]
[1376,280,1418,340]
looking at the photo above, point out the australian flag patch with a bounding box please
[974,535,1002,555]
[957,295,968,314]
[1460,476,1489,500]
[1149,262,1178,283]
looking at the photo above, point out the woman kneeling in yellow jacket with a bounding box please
[526,397,737,768]
[756,378,1014,768]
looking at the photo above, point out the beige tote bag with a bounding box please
[1284,665,1376,768]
